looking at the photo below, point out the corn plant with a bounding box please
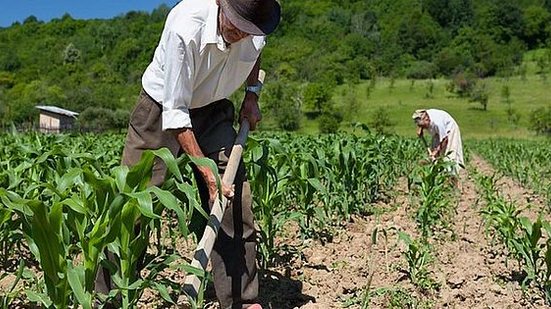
[245,137,299,267]
[409,158,455,238]
[288,151,331,239]
[0,134,205,308]
[513,217,544,286]
[473,169,551,304]
[0,208,23,267]
[541,222,551,303]
[0,260,25,308]
[397,231,437,291]
[475,173,522,251]
[471,139,551,208]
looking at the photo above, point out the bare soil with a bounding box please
[2,155,550,309]
[137,154,551,308]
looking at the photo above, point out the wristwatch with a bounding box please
[245,82,263,96]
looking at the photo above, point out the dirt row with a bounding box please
[248,154,550,309]
[136,154,550,308]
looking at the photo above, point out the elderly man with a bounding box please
[412,109,465,174]
[96,0,281,308]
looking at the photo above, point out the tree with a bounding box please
[522,5,551,48]
[423,0,474,33]
[64,87,95,113]
[447,27,522,77]
[396,10,445,61]
[63,43,81,65]
[477,1,524,44]
[434,46,471,76]
[0,50,22,72]
[261,78,302,131]
[350,10,379,38]
[112,109,130,131]
[303,82,333,116]
[23,15,39,24]
[78,107,128,131]
[469,80,490,111]
[369,107,395,134]
[318,111,343,134]
[529,106,551,135]
[4,81,41,124]
[406,60,438,79]
[92,23,118,52]
[112,37,143,78]
[0,72,15,88]
[151,4,171,23]
[446,71,477,97]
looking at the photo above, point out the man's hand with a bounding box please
[198,166,234,205]
[416,126,424,138]
[172,128,235,203]
[240,92,262,130]
[429,149,437,162]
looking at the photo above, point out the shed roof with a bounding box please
[36,105,79,118]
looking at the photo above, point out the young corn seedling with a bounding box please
[410,157,454,238]
[0,260,25,308]
[0,206,23,267]
[541,222,551,304]
[512,217,544,288]
[474,169,551,303]
[397,231,437,291]
[246,138,298,267]
[475,173,521,253]
[288,152,329,239]
[0,147,200,308]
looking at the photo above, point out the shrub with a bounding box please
[406,61,438,79]
[369,107,395,134]
[529,106,551,135]
[260,78,302,131]
[318,111,343,133]
[446,71,477,98]
[78,107,129,131]
[276,104,301,131]
[468,80,490,111]
[303,82,334,117]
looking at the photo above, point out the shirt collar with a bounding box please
[201,2,228,52]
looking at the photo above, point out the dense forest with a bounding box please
[1,0,551,131]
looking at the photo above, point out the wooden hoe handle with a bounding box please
[182,121,250,300]
[182,70,265,302]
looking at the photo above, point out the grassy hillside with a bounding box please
[299,50,551,139]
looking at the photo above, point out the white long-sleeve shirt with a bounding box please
[142,0,265,130]
[426,109,464,167]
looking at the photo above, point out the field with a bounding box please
[1,131,550,309]
[299,50,551,139]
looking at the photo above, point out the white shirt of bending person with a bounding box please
[425,109,465,168]
[142,0,266,131]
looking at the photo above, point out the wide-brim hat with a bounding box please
[412,109,426,120]
[219,0,281,36]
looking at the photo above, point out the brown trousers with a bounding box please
[97,89,259,308]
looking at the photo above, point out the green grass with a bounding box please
[300,50,551,140]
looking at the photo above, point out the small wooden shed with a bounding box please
[35,105,79,133]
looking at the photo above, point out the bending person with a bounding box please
[412,109,465,175]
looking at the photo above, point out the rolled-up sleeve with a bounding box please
[162,31,195,131]
[437,120,448,142]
